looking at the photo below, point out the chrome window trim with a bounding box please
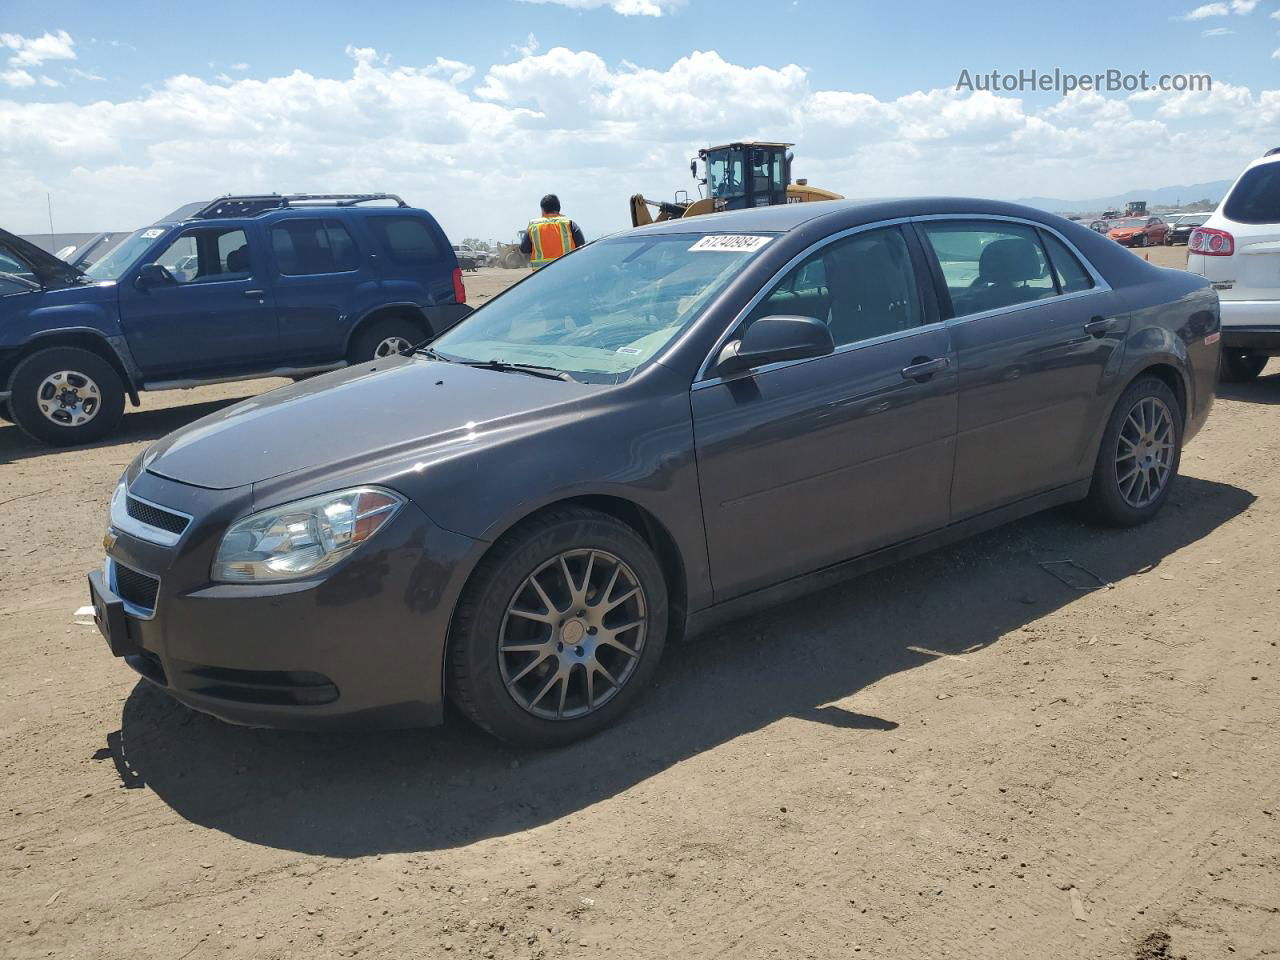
[109,483,193,547]
[693,216,914,384]
[691,212,1113,386]
[106,557,158,621]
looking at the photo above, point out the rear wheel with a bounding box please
[1086,376,1182,527]
[347,317,426,364]
[1219,351,1267,383]
[447,507,669,745]
[8,347,126,447]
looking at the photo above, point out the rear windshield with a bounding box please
[1224,163,1280,225]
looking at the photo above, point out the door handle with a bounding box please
[1084,316,1114,338]
[900,356,950,382]
[243,289,265,300]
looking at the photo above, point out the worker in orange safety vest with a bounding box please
[520,194,586,270]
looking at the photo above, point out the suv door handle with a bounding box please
[243,289,265,300]
[1084,316,1115,338]
[901,356,950,382]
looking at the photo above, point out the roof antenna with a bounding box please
[46,192,55,250]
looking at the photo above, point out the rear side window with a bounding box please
[271,218,360,275]
[1040,232,1095,294]
[369,215,443,267]
[1224,163,1280,225]
[920,220,1056,317]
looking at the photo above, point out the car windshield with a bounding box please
[83,227,168,280]
[430,233,770,382]
[1111,218,1145,228]
[1179,215,1209,226]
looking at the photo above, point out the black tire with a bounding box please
[8,347,126,447]
[1086,376,1182,527]
[1136,234,1148,248]
[447,507,669,746]
[347,317,427,364]
[1219,351,1267,383]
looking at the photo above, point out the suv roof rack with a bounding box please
[189,193,408,220]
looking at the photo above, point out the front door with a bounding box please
[916,218,1130,519]
[692,224,959,601]
[119,223,278,381]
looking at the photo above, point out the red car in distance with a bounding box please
[1107,216,1170,247]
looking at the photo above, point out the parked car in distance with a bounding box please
[452,243,491,271]
[1187,147,1280,381]
[0,194,470,446]
[1167,213,1209,245]
[87,198,1220,745]
[1107,216,1170,247]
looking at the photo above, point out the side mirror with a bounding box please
[135,263,173,289]
[717,315,834,376]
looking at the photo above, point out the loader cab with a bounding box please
[698,141,792,211]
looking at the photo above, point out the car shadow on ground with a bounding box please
[110,474,1253,857]
[0,395,256,465]
[1216,370,1280,406]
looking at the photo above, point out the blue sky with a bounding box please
[2,0,1278,237]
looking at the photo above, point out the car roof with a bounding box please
[630,197,1086,237]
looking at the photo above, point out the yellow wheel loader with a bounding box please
[630,141,842,228]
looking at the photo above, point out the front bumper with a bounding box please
[90,471,482,730]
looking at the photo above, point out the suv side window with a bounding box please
[271,218,360,276]
[746,226,923,348]
[153,227,251,284]
[369,216,441,266]
[920,220,1056,317]
[1040,232,1094,294]
[0,248,38,294]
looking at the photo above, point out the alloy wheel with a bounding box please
[499,549,647,720]
[1115,395,1174,508]
[373,336,412,359]
[36,370,101,427]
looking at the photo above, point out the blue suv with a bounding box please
[0,194,470,446]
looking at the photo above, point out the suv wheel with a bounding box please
[9,347,126,447]
[1086,376,1182,527]
[348,318,426,363]
[1219,350,1267,383]
[447,507,669,745]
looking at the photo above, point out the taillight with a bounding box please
[452,266,466,303]
[1189,227,1234,256]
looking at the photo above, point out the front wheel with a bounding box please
[447,507,669,745]
[1086,376,1182,527]
[1219,351,1267,383]
[347,317,426,364]
[8,347,126,446]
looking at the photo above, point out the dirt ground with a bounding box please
[2,253,1278,960]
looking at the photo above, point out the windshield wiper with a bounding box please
[414,346,452,362]
[458,359,576,382]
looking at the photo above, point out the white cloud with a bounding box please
[1,68,36,88]
[1182,2,1229,18]
[1202,25,1234,34]
[231,62,249,71]
[0,29,76,67]
[1230,0,1259,11]
[68,67,105,82]
[0,43,1277,238]
[517,0,684,16]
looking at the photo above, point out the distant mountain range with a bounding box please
[1016,180,1232,214]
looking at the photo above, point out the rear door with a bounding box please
[117,223,279,380]
[268,216,374,363]
[917,218,1129,519]
[363,212,457,308]
[692,224,958,600]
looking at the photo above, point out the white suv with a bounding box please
[1187,148,1280,381]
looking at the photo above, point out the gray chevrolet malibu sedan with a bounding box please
[89,198,1220,744]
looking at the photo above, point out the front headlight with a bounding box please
[212,487,404,583]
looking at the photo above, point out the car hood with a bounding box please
[143,357,602,490]
[0,226,88,286]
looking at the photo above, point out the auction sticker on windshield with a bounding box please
[689,235,773,252]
